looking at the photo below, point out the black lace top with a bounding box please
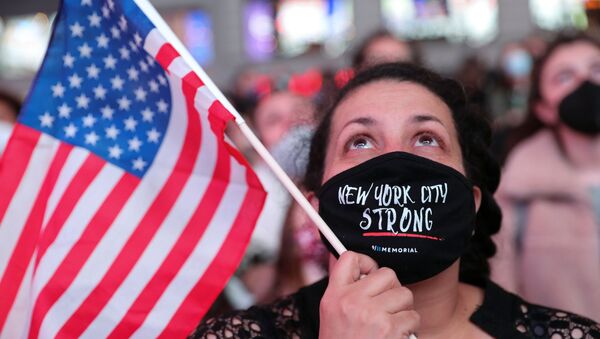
[190,279,600,339]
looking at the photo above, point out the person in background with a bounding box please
[0,90,21,156]
[491,32,600,321]
[191,63,599,339]
[352,30,419,71]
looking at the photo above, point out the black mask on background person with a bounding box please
[558,80,600,136]
[317,152,477,284]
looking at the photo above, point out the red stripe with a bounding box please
[158,169,266,338]
[362,232,443,241]
[107,113,230,339]
[55,72,203,338]
[0,125,41,227]
[27,173,139,339]
[154,43,179,70]
[0,141,71,332]
[34,154,105,269]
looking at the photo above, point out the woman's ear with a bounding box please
[534,100,559,125]
[473,186,482,212]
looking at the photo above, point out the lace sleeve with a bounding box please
[189,295,302,339]
[515,303,600,338]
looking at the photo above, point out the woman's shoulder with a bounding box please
[189,279,327,339]
[475,280,600,338]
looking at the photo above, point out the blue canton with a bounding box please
[19,0,171,177]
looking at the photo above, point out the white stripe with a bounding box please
[0,134,58,279]
[133,162,248,338]
[35,70,188,337]
[143,29,166,58]
[168,57,191,79]
[81,86,219,338]
[35,164,125,338]
[0,259,33,339]
[42,147,90,231]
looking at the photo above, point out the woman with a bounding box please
[491,33,600,321]
[191,63,599,338]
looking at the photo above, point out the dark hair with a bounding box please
[508,32,600,151]
[351,30,421,70]
[303,63,502,286]
[0,90,21,120]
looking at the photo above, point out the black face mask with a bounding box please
[558,80,600,136]
[317,152,476,284]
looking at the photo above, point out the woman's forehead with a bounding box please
[331,80,454,128]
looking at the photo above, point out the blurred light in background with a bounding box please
[244,0,276,62]
[275,0,354,57]
[163,8,215,66]
[381,0,498,46]
[0,13,53,77]
[529,0,588,30]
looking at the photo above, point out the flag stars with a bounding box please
[85,131,99,145]
[68,73,83,88]
[133,32,142,46]
[70,22,85,37]
[108,0,115,11]
[132,157,147,171]
[124,116,138,131]
[105,125,120,139]
[64,123,78,138]
[108,144,123,159]
[157,99,168,113]
[93,84,107,99]
[88,12,101,27]
[81,0,92,6]
[119,47,130,60]
[148,80,159,93]
[63,53,75,68]
[141,108,154,122]
[128,136,142,151]
[101,5,110,18]
[139,60,149,73]
[111,26,121,39]
[103,54,117,69]
[119,15,127,31]
[127,67,139,81]
[158,74,167,85]
[39,112,54,127]
[82,114,96,127]
[78,43,93,58]
[58,103,72,118]
[134,87,147,101]
[147,128,160,143]
[110,75,124,90]
[128,41,139,52]
[76,94,90,109]
[51,82,65,97]
[118,96,131,110]
[146,55,155,66]
[86,63,100,79]
[101,105,114,119]
[96,34,109,48]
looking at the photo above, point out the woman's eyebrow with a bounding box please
[342,116,376,129]
[411,114,445,127]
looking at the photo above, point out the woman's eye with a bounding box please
[348,137,374,150]
[415,134,439,147]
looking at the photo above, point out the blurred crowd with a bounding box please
[0,25,598,323]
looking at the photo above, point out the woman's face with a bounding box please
[321,80,465,184]
[536,41,600,123]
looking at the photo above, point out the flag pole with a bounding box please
[132,0,347,256]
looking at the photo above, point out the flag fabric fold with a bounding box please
[0,0,266,337]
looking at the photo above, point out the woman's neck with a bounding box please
[557,126,600,171]
[407,262,485,338]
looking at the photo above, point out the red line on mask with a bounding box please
[362,232,442,241]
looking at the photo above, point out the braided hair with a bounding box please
[303,63,502,286]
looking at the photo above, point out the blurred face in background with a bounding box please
[536,41,600,125]
[361,36,413,69]
[253,91,315,150]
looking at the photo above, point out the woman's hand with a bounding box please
[318,251,420,339]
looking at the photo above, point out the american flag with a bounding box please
[0,0,266,338]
